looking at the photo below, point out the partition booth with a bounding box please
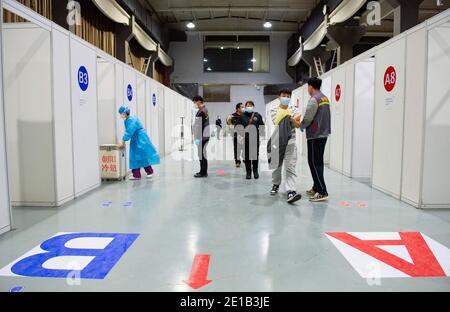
[0,1,192,215]
[0,0,12,235]
[373,11,450,208]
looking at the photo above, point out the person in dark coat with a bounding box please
[227,103,244,167]
[192,95,210,178]
[235,101,265,180]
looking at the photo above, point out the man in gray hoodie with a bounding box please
[300,78,331,202]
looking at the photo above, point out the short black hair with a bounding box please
[279,89,292,96]
[245,101,255,107]
[236,103,243,110]
[307,77,322,90]
[192,95,204,102]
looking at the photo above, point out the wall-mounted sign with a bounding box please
[152,93,157,107]
[384,66,396,92]
[127,84,133,102]
[77,66,89,92]
[335,84,341,102]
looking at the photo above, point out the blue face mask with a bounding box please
[280,97,291,106]
[246,107,254,113]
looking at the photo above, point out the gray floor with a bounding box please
[0,138,449,292]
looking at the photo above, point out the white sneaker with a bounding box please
[128,176,141,181]
[309,193,329,202]
[146,174,153,179]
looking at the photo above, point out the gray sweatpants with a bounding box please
[272,143,298,192]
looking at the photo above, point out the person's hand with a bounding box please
[118,141,125,149]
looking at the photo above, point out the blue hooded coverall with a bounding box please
[122,116,160,169]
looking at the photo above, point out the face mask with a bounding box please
[246,107,254,113]
[280,97,291,106]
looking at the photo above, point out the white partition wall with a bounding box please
[97,56,117,144]
[372,35,406,199]
[136,76,146,122]
[0,0,12,233]
[420,17,450,208]
[342,63,355,176]
[348,59,375,178]
[300,85,310,157]
[70,36,100,197]
[52,26,75,205]
[123,67,137,115]
[157,84,166,156]
[3,23,56,206]
[115,63,124,142]
[146,79,160,150]
[329,66,347,173]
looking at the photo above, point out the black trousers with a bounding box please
[198,139,209,175]
[307,137,328,195]
[244,139,260,174]
[233,133,242,165]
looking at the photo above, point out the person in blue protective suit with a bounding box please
[118,106,160,180]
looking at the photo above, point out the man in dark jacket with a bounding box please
[300,78,331,202]
[193,95,210,178]
[215,116,222,139]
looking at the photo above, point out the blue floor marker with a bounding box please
[101,201,113,208]
[10,286,24,292]
[122,201,133,208]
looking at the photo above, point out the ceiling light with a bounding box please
[186,22,196,29]
[248,68,253,71]
[251,58,256,63]
[263,21,272,29]
[203,58,208,62]
[220,46,224,50]
[207,67,212,71]
[237,46,240,49]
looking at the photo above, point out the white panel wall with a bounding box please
[301,85,310,157]
[70,37,100,197]
[52,27,74,205]
[0,0,12,233]
[401,26,427,205]
[146,79,160,150]
[115,63,124,142]
[329,66,346,173]
[3,24,56,205]
[97,58,117,144]
[136,76,146,122]
[157,84,165,155]
[372,36,406,199]
[351,60,375,178]
[421,20,450,208]
[123,67,137,115]
[342,64,355,176]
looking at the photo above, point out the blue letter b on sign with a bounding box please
[8,233,139,279]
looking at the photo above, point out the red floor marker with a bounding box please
[340,201,351,208]
[216,170,225,176]
[183,254,212,290]
[357,201,368,208]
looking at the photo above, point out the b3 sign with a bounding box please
[0,232,139,279]
[326,232,450,278]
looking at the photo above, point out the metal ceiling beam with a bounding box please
[157,7,310,12]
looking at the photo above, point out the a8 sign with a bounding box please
[384,66,396,92]
[127,84,133,102]
[335,84,342,102]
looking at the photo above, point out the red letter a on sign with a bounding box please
[326,232,446,277]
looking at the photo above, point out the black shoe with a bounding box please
[246,172,252,180]
[194,173,208,178]
[253,171,259,179]
[236,163,241,168]
[287,191,302,204]
[270,185,279,196]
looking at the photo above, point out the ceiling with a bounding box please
[143,0,321,32]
